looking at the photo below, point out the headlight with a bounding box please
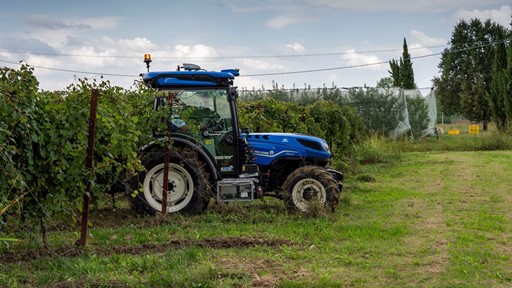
[322,141,330,152]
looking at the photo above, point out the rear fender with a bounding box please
[139,137,220,181]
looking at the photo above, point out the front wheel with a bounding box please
[131,150,210,215]
[282,166,340,213]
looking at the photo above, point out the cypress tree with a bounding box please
[505,44,512,123]
[388,59,401,87]
[388,38,416,89]
[400,38,416,89]
[488,36,508,131]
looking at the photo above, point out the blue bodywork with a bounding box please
[142,69,239,88]
[243,133,331,166]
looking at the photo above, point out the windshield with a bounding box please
[176,89,231,119]
[154,88,236,172]
[155,88,231,129]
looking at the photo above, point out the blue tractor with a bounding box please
[131,59,343,215]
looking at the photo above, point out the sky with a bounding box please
[0,1,511,94]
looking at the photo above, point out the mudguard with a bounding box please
[139,137,220,180]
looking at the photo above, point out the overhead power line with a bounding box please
[0,39,505,78]
[0,59,138,78]
[0,45,447,60]
[1,52,441,78]
[242,52,442,77]
[1,39,506,60]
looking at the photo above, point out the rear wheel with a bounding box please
[131,149,210,215]
[282,166,340,213]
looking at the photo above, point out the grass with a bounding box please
[2,131,512,287]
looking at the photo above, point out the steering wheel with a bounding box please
[203,114,224,132]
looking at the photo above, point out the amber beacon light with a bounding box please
[144,54,152,72]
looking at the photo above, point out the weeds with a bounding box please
[352,135,401,165]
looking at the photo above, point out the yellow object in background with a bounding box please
[469,125,479,135]
[448,129,460,135]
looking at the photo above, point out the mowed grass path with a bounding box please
[1,150,511,287]
[352,150,512,287]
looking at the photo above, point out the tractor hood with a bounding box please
[242,133,331,166]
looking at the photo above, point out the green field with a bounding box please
[1,133,512,287]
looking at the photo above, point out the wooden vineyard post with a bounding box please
[161,92,174,216]
[78,89,98,247]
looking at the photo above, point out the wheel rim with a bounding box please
[291,178,326,211]
[143,163,194,213]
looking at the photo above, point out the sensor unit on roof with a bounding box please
[181,63,201,71]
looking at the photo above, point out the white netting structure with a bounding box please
[239,86,437,140]
[423,89,438,137]
[387,88,438,139]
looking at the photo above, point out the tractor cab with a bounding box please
[142,64,245,177]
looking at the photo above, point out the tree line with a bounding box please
[434,18,512,131]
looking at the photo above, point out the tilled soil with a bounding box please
[1,236,295,264]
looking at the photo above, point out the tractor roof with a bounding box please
[141,69,240,89]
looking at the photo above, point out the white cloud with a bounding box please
[341,49,386,71]
[24,15,121,31]
[237,76,269,91]
[174,44,218,59]
[69,46,114,67]
[306,0,508,13]
[454,5,512,27]
[237,58,285,71]
[408,43,433,58]
[78,17,122,30]
[13,35,161,90]
[24,55,63,76]
[22,15,123,48]
[118,37,157,51]
[23,15,91,30]
[285,43,306,54]
[327,74,338,83]
[408,30,445,59]
[266,14,306,29]
[410,30,445,47]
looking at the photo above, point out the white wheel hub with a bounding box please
[291,178,326,211]
[143,163,194,213]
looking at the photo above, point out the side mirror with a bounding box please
[153,96,167,111]
[228,87,238,100]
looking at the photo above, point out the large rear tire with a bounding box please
[282,166,340,213]
[131,149,210,215]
